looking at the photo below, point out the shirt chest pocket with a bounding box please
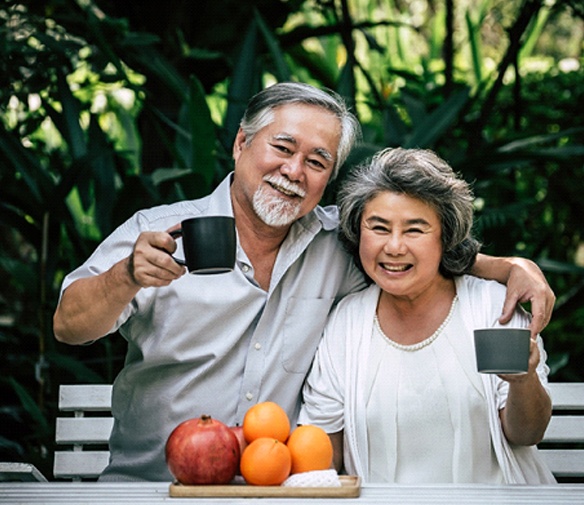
[282,297,334,374]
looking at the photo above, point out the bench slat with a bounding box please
[59,384,112,412]
[547,383,584,411]
[55,418,114,445]
[542,416,584,443]
[53,451,110,479]
[539,450,584,478]
[0,463,48,482]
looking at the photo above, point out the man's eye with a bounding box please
[273,144,290,153]
[308,159,325,170]
[406,228,424,234]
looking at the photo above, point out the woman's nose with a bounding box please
[384,233,406,255]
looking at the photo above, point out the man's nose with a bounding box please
[280,154,304,181]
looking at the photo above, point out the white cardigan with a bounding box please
[299,275,556,484]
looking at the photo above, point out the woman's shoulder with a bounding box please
[334,283,379,313]
[457,274,507,300]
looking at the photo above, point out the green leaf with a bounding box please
[87,116,117,235]
[47,351,105,383]
[55,69,87,161]
[465,9,483,86]
[404,87,470,149]
[0,128,44,205]
[254,10,290,81]
[6,377,50,437]
[223,17,261,150]
[179,76,217,190]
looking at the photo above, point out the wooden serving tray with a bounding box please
[169,475,361,498]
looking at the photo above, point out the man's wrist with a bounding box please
[471,253,514,282]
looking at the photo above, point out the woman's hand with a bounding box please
[499,338,552,446]
[498,337,540,384]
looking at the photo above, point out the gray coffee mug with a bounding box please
[170,216,236,274]
[474,328,530,374]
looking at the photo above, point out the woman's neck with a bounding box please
[376,278,457,345]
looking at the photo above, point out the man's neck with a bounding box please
[232,199,292,291]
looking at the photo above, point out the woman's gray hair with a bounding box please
[338,147,481,278]
[240,82,361,180]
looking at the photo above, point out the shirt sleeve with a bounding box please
[494,305,551,410]
[58,211,152,334]
[298,307,348,433]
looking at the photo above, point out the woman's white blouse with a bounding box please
[366,302,505,483]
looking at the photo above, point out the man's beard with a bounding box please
[252,177,305,227]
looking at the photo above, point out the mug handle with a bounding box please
[169,229,186,266]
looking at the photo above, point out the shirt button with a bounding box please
[245,392,253,401]
[254,342,262,350]
[242,264,250,273]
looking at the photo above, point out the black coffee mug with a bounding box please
[474,328,530,374]
[170,216,236,274]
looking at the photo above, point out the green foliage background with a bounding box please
[1,0,583,479]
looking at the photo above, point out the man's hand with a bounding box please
[54,227,185,345]
[498,258,555,337]
[128,230,186,288]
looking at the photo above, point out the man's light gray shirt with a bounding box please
[60,174,365,481]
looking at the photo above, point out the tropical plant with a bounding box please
[1,0,583,478]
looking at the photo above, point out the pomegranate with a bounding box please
[230,425,248,455]
[229,425,248,475]
[165,415,240,485]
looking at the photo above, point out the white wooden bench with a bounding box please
[538,382,584,481]
[53,384,113,480]
[1,382,583,481]
[52,382,584,481]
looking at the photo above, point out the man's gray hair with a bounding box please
[240,82,361,180]
[338,147,481,278]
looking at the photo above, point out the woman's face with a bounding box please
[359,191,444,301]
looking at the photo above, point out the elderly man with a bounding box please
[53,82,554,481]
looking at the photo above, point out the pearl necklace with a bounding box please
[374,295,459,352]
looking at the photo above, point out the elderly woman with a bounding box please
[299,148,555,484]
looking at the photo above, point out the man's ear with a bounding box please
[233,128,246,160]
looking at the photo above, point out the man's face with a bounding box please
[232,103,341,228]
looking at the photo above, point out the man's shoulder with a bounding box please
[134,174,232,226]
[135,198,210,224]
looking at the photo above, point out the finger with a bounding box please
[149,231,179,254]
[166,223,182,234]
[527,295,550,337]
[138,269,182,288]
[498,290,520,325]
[131,233,185,285]
[132,258,185,287]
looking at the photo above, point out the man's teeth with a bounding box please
[277,186,298,196]
[270,182,301,197]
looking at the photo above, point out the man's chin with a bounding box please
[253,189,303,228]
[255,204,301,228]
[259,211,299,228]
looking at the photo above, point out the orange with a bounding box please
[240,437,292,486]
[286,424,333,474]
[242,401,290,443]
